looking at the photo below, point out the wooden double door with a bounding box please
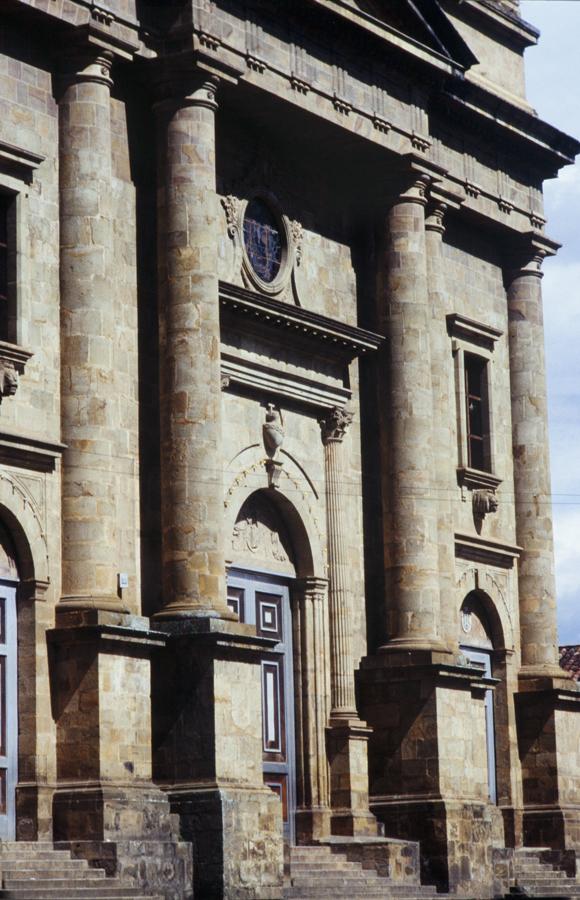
[227,571,296,842]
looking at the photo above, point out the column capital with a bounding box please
[425,200,448,235]
[154,69,220,114]
[504,232,560,281]
[58,47,114,90]
[294,576,328,597]
[319,406,354,445]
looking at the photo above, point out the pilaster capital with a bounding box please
[425,200,448,235]
[319,406,354,445]
[294,576,328,598]
[504,232,560,282]
[58,48,114,91]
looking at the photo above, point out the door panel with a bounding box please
[461,645,497,804]
[227,571,295,842]
[0,584,17,839]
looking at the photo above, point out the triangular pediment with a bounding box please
[342,0,478,68]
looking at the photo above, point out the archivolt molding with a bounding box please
[456,564,514,650]
[0,469,49,584]
[224,448,325,577]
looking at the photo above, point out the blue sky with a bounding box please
[521,1,580,644]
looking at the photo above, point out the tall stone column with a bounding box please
[59,48,127,612]
[320,406,358,718]
[320,406,376,837]
[378,172,443,650]
[505,238,560,675]
[425,198,457,651]
[155,73,232,620]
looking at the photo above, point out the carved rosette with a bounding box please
[320,406,354,445]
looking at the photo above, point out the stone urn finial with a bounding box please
[263,403,284,459]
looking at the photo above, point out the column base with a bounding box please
[327,717,378,837]
[516,674,580,851]
[295,807,332,844]
[168,783,284,900]
[153,598,237,621]
[370,797,499,896]
[59,593,130,614]
[52,782,180,842]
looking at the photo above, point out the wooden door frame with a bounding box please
[228,567,297,843]
[0,578,18,839]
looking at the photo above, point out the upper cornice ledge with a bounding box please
[219,281,384,359]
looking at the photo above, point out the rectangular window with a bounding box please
[465,353,489,472]
[0,193,16,344]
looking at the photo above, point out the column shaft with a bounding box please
[379,177,441,648]
[506,249,559,671]
[59,50,127,612]
[156,75,231,619]
[321,408,357,717]
[425,203,455,650]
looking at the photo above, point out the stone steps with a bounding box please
[0,843,160,899]
[285,844,439,900]
[507,848,580,898]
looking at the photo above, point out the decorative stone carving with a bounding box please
[0,343,33,406]
[231,499,294,571]
[263,404,284,458]
[473,489,498,532]
[319,405,354,445]
[290,220,303,266]
[221,195,241,239]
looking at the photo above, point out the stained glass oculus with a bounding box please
[243,198,283,283]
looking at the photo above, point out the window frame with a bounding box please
[447,313,503,492]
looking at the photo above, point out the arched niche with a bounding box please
[460,590,505,652]
[225,484,324,580]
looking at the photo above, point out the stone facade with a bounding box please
[0,1,578,898]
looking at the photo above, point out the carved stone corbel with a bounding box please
[0,343,33,406]
[473,489,498,533]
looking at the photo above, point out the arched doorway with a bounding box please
[460,592,497,804]
[226,490,311,844]
[0,521,18,839]
[227,492,298,841]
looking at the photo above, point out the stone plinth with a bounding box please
[327,719,377,837]
[359,650,500,895]
[516,674,580,850]
[48,609,192,897]
[153,617,284,899]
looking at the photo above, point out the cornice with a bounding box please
[445,0,539,50]
[219,281,384,360]
[455,532,522,570]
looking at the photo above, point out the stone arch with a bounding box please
[224,468,325,580]
[0,472,49,587]
[460,590,504,651]
[457,567,514,652]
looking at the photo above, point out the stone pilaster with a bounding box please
[320,406,376,837]
[58,48,128,613]
[293,577,331,843]
[378,173,443,651]
[155,72,233,620]
[505,237,560,676]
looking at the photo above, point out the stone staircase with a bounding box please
[0,843,161,899]
[284,844,441,899]
[508,848,580,898]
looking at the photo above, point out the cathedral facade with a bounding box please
[0,0,579,897]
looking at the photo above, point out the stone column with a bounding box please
[155,73,232,620]
[425,199,456,651]
[378,173,443,650]
[505,238,560,675]
[293,576,331,843]
[320,406,376,837]
[320,406,358,718]
[58,48,127,612]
